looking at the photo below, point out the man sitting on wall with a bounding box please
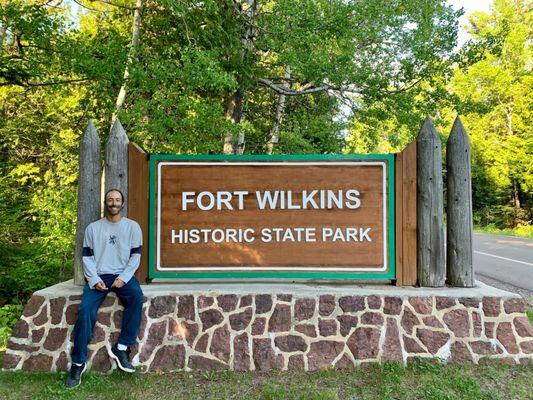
[66,188,144,388]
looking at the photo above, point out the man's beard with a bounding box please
[106,205,122,216]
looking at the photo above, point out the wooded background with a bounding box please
[0,0,531,335]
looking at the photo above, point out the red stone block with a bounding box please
[195,333,209,353]
[307,340,344,370]
[239,295,252,308]
[2,353,22,370]
[423,316,444,329]
[401,308,420,335]
[23,354,53,372]
[337,315,358,336]
[520,340,533,354]
[200,309,224,330]
[435,297,456,310]
[318,319,338,337]
[409,297,433,314]
[23,295,45,318]
[294,298,315,321]
[33,305,48,327]
[277,294,292,302]
[367,295,382,310]
[287,354,305,370]
[484,322,495,338]
[403,335,426,353]
[217,295,238,312]
[210,325,230,362]
[268,304,291,332]
[11,320,29,339]
[139,320,167,362]
[65,303,80,325]
[449,341,473,362]
[7,341,39,352]
[319,295,336,316]
[189,355,228,371]
[514,316,533,337]
[416,329,450,355]
[503,298,525,314]
[197,296,214,309]
[443,309,470,338]
[382,318,402,361]
[149,295,176,318]
[89,325,106,345]
[91,346,112,372]
[295,324,317,338]
[233,333,250,371]
[229,307,253,331]
[43,327,68,351]
[360,312,384,326]
[383,297,403,315]
[482,297,501,317]
[255,294,273,314]
[50,297,66,325]
[339,296,365,313]
[347,327,380,359]
[32,327,45,343]
[458,297,481,308]
[274,335,307,352]
[472,311,482,337]
[469,340,502,355]
[150,345,185,371]
[335,353,355,370]
[97,311,111,326]
[101,294,117,308]
[496,322,519,354]
[177,295,195,321]
[251,317,266,335]
[252,338,283,370]
[56,351,69,371]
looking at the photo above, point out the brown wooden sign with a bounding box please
[150,157,394,279]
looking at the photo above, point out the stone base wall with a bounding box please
[3,282,532,372]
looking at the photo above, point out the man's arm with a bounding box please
[117,222,142,285]
[82,225,103,289]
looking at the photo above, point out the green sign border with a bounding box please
[148,154,395,281]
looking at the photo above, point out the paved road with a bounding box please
[474,233,533,298]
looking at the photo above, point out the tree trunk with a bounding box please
[222,0,258,154]
[112,0,145,124]
[266,66,291,155]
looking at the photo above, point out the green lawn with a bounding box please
[0,359,531,400]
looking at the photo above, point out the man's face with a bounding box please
[105,190,124,216]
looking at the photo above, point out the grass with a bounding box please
[474,224,533,239]
[0,360,531,400]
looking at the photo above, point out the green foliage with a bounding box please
[0,304,23,350]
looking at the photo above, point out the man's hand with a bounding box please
[111,278,125,289]
[94,281,108,292]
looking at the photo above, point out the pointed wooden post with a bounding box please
[105,118,129,215]
[74,120,101,285]
[446,117,474,287]
[417,117,445,287]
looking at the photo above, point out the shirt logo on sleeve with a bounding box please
[108,235,117,245]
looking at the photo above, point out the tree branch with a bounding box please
[0,77,92,87]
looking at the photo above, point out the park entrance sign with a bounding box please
[148,155,395,280]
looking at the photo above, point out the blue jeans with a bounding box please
[71,274,144,364]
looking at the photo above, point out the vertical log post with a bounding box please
[417,117,445,287]
[395,140,417,286]
[128,143,150,283]
[74,120,101,285]
[105,118,129,215]
[446,117,474,287]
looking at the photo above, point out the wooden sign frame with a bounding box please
[148,154,395,281]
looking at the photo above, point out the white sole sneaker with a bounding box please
[108,345,135,373]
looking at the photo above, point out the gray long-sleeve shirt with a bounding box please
[82,217,142,288]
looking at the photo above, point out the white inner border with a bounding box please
[156,161,388,272]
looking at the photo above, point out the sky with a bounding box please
[448,0,493,46]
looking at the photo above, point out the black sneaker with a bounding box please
[109,344,135,372]
[65,363,86,388]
